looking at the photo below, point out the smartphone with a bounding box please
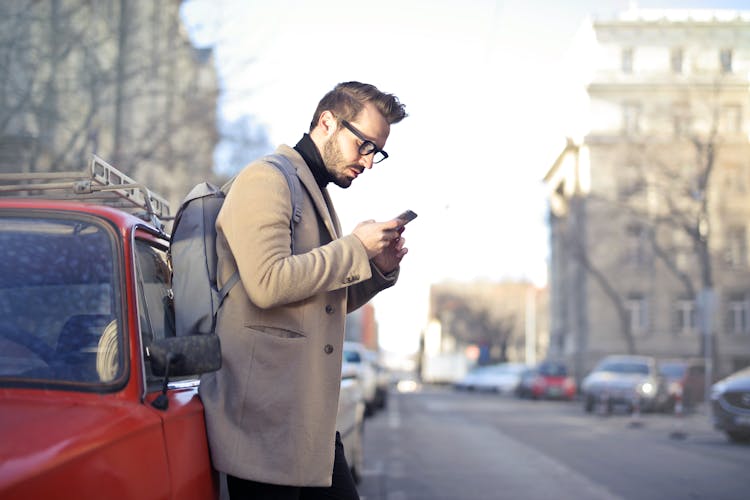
[396,209,418,225]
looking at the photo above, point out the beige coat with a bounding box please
[199,145,397,486]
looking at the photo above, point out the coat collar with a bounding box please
[275,145,340,240]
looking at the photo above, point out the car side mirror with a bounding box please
[148,334,222,411]
[148,334,222,378]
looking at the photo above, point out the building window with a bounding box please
[672,102,690,137]
[674,298,697,335]
[719,104,742,135]
[726,294,750,335]
[720,49,733,73]
[673,228,692,270]
[670,47,683,74]
[723,164,747,194]
[622,48,634,73]
[623,101,641,134]
[626,294,648,336]
[725,226,748,269]
[625,224,649,267]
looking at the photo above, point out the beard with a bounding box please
[322,134,355,188]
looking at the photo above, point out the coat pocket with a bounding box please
[246,323,306,339]
[239,327,309,429]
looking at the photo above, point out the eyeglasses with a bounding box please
[340,120,389,163]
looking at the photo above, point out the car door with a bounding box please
[133,232,219,500]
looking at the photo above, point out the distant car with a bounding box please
[659,358,706,410]
[517,361,576,400]
[343,341,379,415]
[454,362,527,394]
[581,355,670,414]
[710,366,750,443]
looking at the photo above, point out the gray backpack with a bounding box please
[169,154,303,337]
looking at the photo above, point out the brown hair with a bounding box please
[309,81,407,132]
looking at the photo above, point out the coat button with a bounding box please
[325,305,334,314]
[324,344,334,354]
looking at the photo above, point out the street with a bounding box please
[356,384,750,500]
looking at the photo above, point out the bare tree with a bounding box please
[432,290,522,364]
[0,0,221,205]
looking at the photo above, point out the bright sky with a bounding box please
[181,0,748,355]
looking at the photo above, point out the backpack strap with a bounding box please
[266,153,303,254]
[218,154,303,306]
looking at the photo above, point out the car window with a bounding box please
[598,360,649,374]
[539,363,567,376]
[659,363,686,378]
[134,239,176,389]
[344,350,362,363]
[0,214,122,386]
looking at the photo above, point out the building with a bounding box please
[345,303,379,351]
[0,0,219,209]
[544,8,750,382]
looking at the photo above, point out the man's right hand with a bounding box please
[352,219,402,259]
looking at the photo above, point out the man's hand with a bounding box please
[372,230,407,274]
[352,219,408,274]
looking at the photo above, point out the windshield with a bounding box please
[659,363,687,378]
[538,363,567,376]
[597,360,650,375]
[0,214,123,387]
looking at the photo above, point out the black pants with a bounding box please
[227,432,359,500]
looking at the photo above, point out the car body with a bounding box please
[339,361,366,483]
[658,358,706,410]
[364,350,391,410]
[710,366,750,443]
[581,355,670,413]
[517,361,577,400]
[454,362,528,394]
[343,341,379,415]
[0,160,367,498]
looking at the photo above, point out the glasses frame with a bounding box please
[340,120,389,163]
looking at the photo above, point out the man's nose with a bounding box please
[360,154,374,169]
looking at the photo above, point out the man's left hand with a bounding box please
[372,231,408,274]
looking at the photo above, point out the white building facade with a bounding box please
[545,8,750,381]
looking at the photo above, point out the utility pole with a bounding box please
[525,286,536,365]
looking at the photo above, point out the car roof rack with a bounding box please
[0,155,171,229]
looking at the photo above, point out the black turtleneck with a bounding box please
[294,134,332,188]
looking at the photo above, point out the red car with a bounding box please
[517,361,577,400]
[0,159,221,499]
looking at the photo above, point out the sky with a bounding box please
[181,0,749,355]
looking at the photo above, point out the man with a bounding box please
[199,81,409,499]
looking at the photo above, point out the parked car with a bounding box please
[658,358,706,410]
[339,361,366,483]
[0,159,369,498]
[580,355,670,414]
[516,361,577,400]
[0,159,222,499]
[453,362,527,394]
[364,350,391,410]
[343,341,379,415]
[710,366,750,443]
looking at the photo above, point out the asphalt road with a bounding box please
[356,384,750,500]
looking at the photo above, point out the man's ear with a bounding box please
[319,110,337,138]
